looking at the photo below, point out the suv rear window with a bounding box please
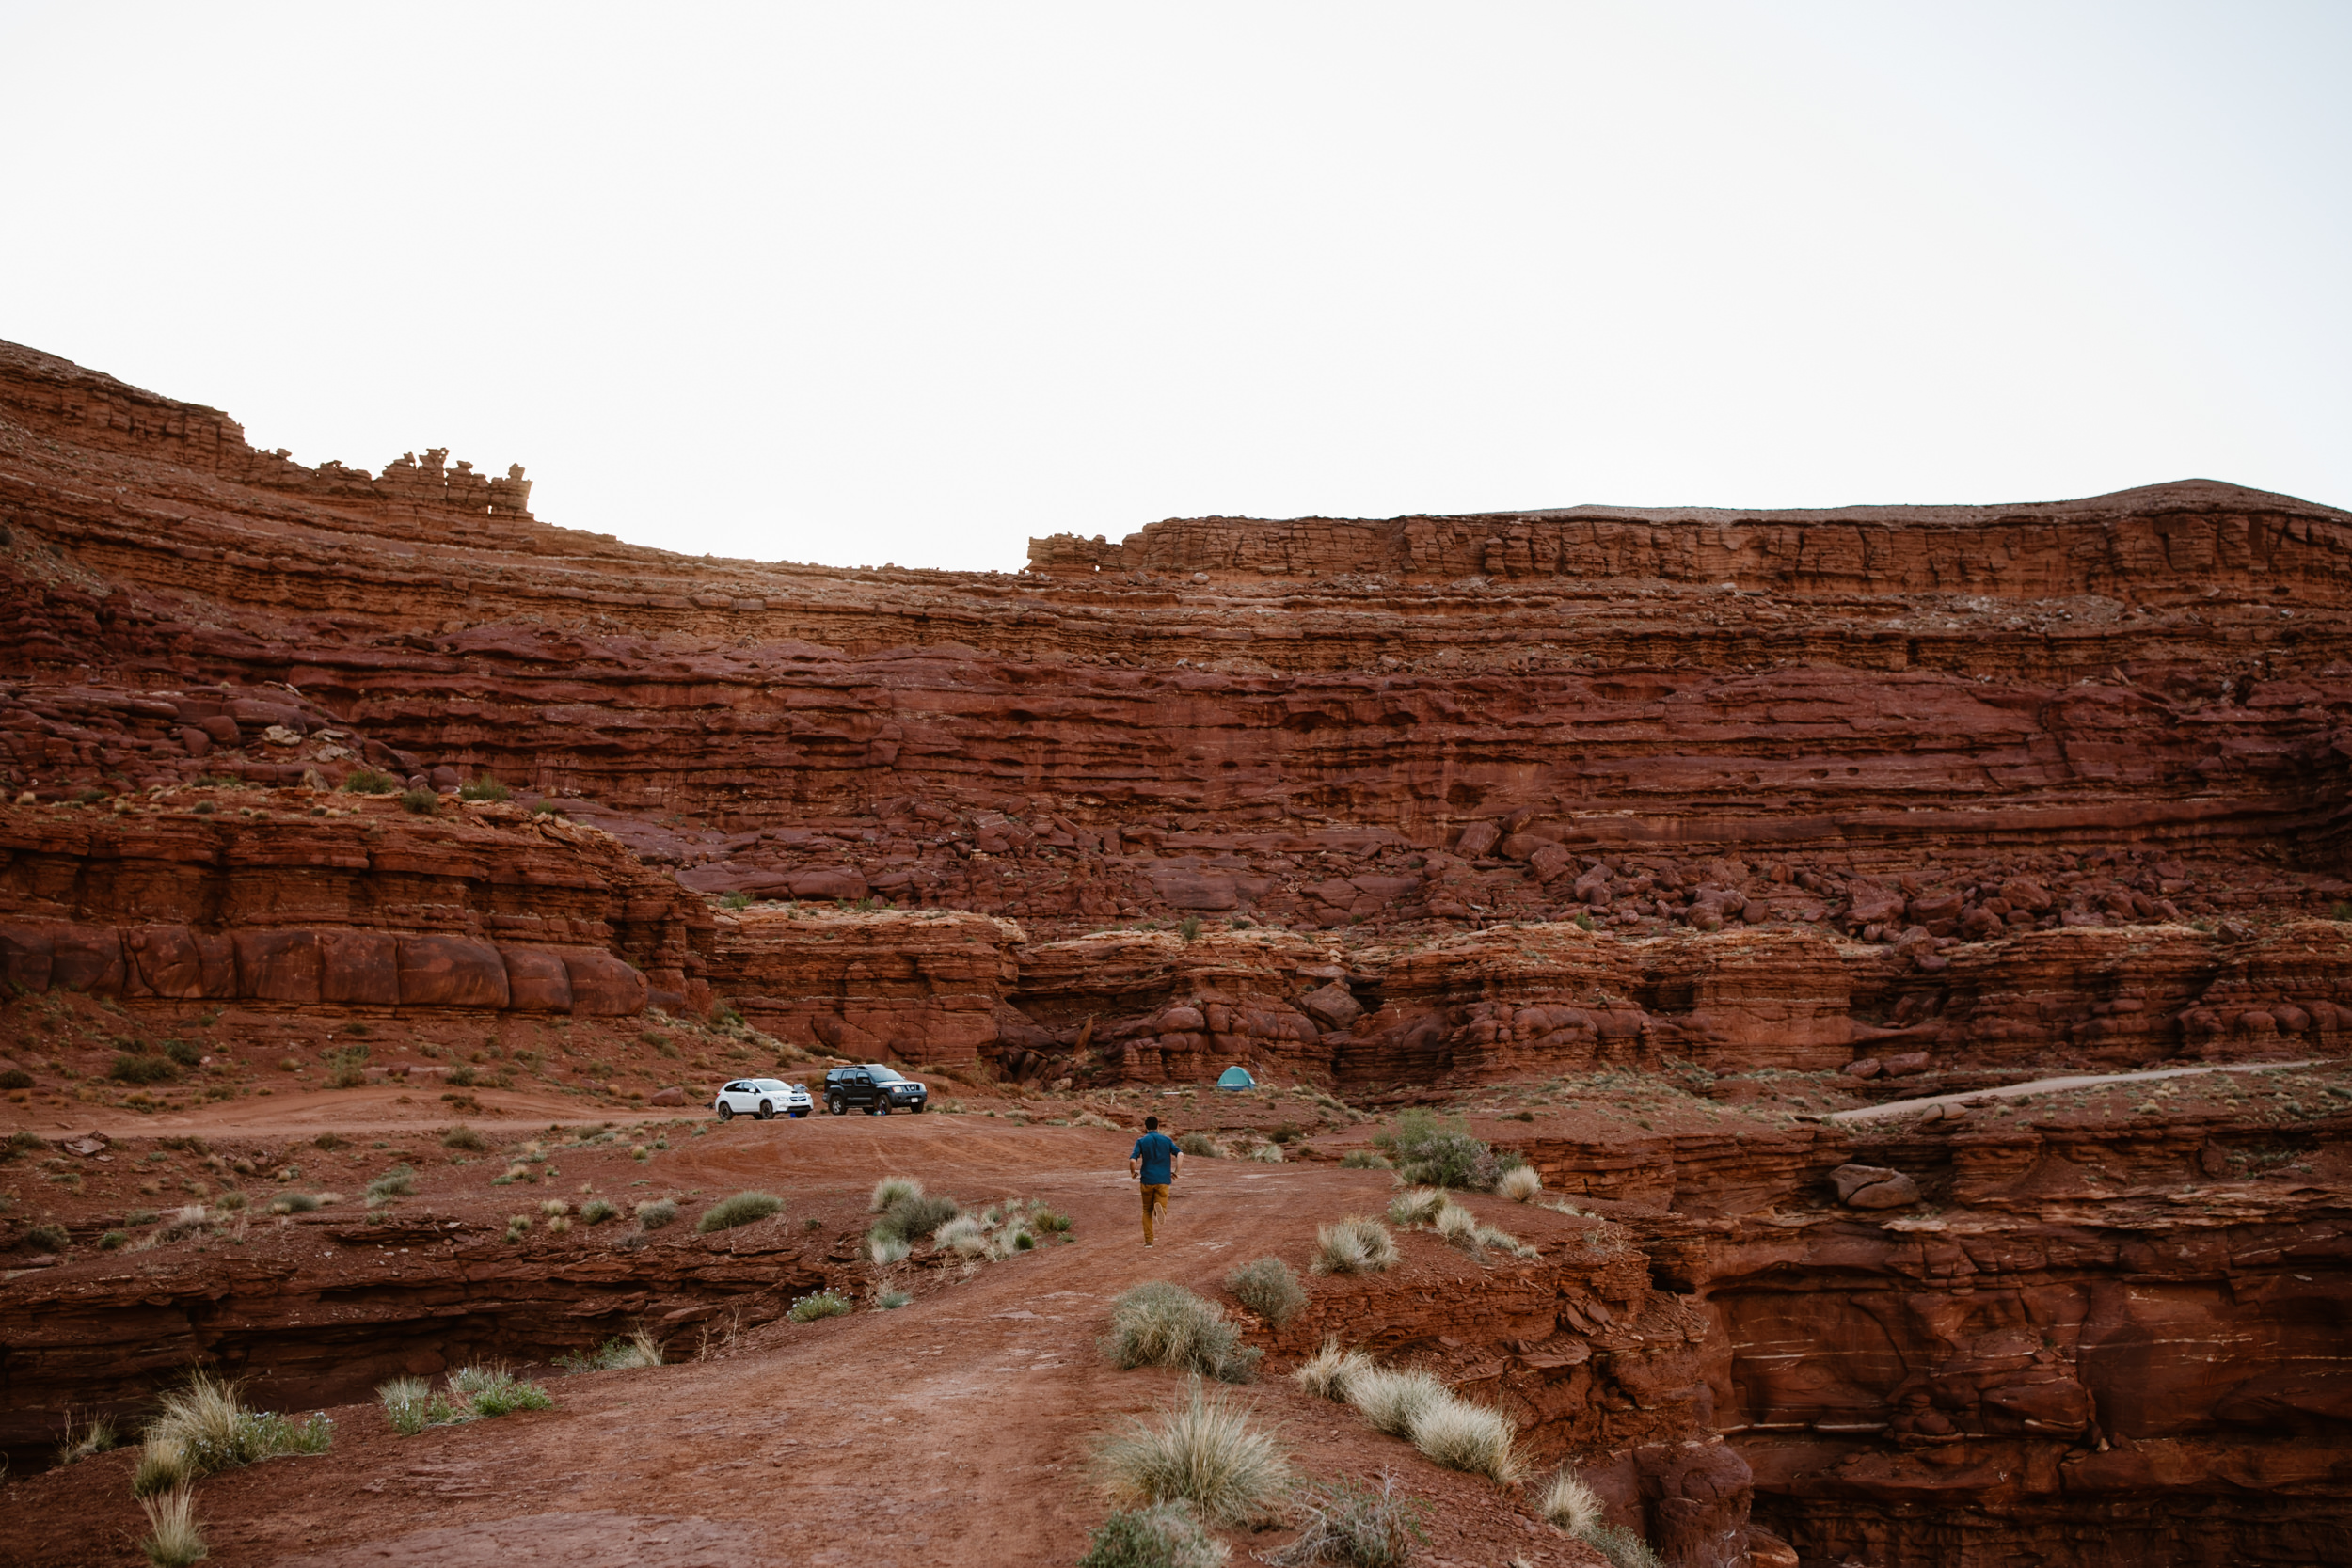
[867,1066,905,1083]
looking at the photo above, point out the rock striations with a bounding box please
[1,337,2347,1566]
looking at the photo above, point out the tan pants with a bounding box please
[1140,1182,1169,1243]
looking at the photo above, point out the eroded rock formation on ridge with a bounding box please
[1,337,2346,1565]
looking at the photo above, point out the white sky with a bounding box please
[2,3,2344,570]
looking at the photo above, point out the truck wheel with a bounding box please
[876,1100,891,1116]
[757,1100,774,1120]
[828,1095,846,1116]
[717,1104,734,1122]
[912,1101,926,1113]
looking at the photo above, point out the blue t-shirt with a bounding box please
[1132,1132,1179,1184]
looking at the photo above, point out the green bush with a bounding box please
[1102,1281,1261,1383]
[580,1198,618,1225]
[342,769,401,795]
[1374,1110,1520,1191]
[458,777,511,802]
[441,1124,489,1151]
[0,1068,32,1090]
[556,1329,662,1372]
[399,788,438,816]
[134,1373,334,1493]
[1225,1257,1308,1326]
[789,1290,853,1322]
[720,891,752,911]
[1077,1503,1230,1568]
[635,1198,679,1230]
[1178,916,1204,942]
[111,1053,178,1085]
[451,1364,555,1418]
[696,1191,784,1232]
[100,1228,129,1250]
[324,1046,370,1089]
[161,1039,202,1067]
[25,1221,69,1251]
[1581,1524,1665,1568]
[1177,1132,1224,1158]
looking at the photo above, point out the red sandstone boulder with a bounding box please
[1830,1163,1920,1209]
[319,930,400,1006]
[501,946,574,1012]
[233,929,322,1004]
[1879,1052,1931,1076]
[1454,821,1501,857]
[563,948,648,1016]
[649,1085,688,1106]
[1298,982,1362,1031]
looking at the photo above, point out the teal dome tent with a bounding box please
[1216,1065,1256,1090]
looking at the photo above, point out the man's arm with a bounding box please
[1169,1147,1183,1182]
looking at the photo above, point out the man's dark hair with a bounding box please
[1144,1116,1159,1131]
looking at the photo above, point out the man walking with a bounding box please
[1128,1116,1183,1246]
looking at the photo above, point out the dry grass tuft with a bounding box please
[695,1190,783,1232]
[869,1175,923,1212]
[1292,1339,1375,1403]
[1224,1256,1308,1325]
[137,1485,207,1567]
[1102,1282,1261,1383]
[1346,1366,1448,1437]
[1076,1502,1229,1568]
[1311,1215,1398,1275]
[1408,1394,1520,1483]
[1498,1164,1544,1202]
[1263,1472,1428,1568]
[1536,1467,1605,1533]
[1387,1187,1446,1226]
[1095,1376,1291,1526]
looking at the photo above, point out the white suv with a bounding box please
[712,1078,813,1121]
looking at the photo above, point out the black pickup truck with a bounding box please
[822,1063,930,1115]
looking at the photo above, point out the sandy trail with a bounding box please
[8,1117,1587,1566]
[1825,1058,2318,1123]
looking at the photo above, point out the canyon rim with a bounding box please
[0,336,2345,1567]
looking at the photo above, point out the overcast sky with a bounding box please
[2,3,2344,570]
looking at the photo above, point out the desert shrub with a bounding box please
[4,1130,44,1155]
[1470,1224,1537,1259]
[1537,1467,1605,1533]
[162,1039,202,1067]
[441,1124,488,1151]
[214,1192,247,1213]
[1375,1110,1520,1191]
[1035,1207,1073,1234]
[1249,1142,1284,1164]
[1264,1473,1429,1568]
[342,769,401,795]
[1346,1367,1447,1438]
[1225,1257,1308,1326]
[270,1193,322,1215]
[874,1191,960,1244]
[137,1485,208,1568]
[1311,1216,1398,1275]
[789,1289,853,1322]
[870,1174,924,1212]
[458,777,511,802]
[1176,1132,1225,1158]
[24,1220,69,1251]
[112,1052,178,1085]
[935,1214,992,1257]
[398,788,438,815]
[1178,916,1204,942]
[1434,1201,1479,1246]
[542,1198,570,1218]
[1409,1394,1520,1482]
[719,891,752,911]
[1076,1502,1230,1568]
[1387,1188,1446,1227]
[697,1190,783,1232]
[324,1046,370,1089]
[191,801,215,815]
[366,1164,417,1200]
[1498,1164,1544,1202]
[1581,1525,1664,1568]
[635,1197,679,1229]
[99,1227,129,1250]
[1103,1281,1262,1383]
[1293,1340,1374,1403]
[135,1372,333,1492]
[0,1067,32,1090]
[869,1230,913,1265]
[1096,1377,1291,1527]
[580,1198,617,1225]
[557,1328,662,1372]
